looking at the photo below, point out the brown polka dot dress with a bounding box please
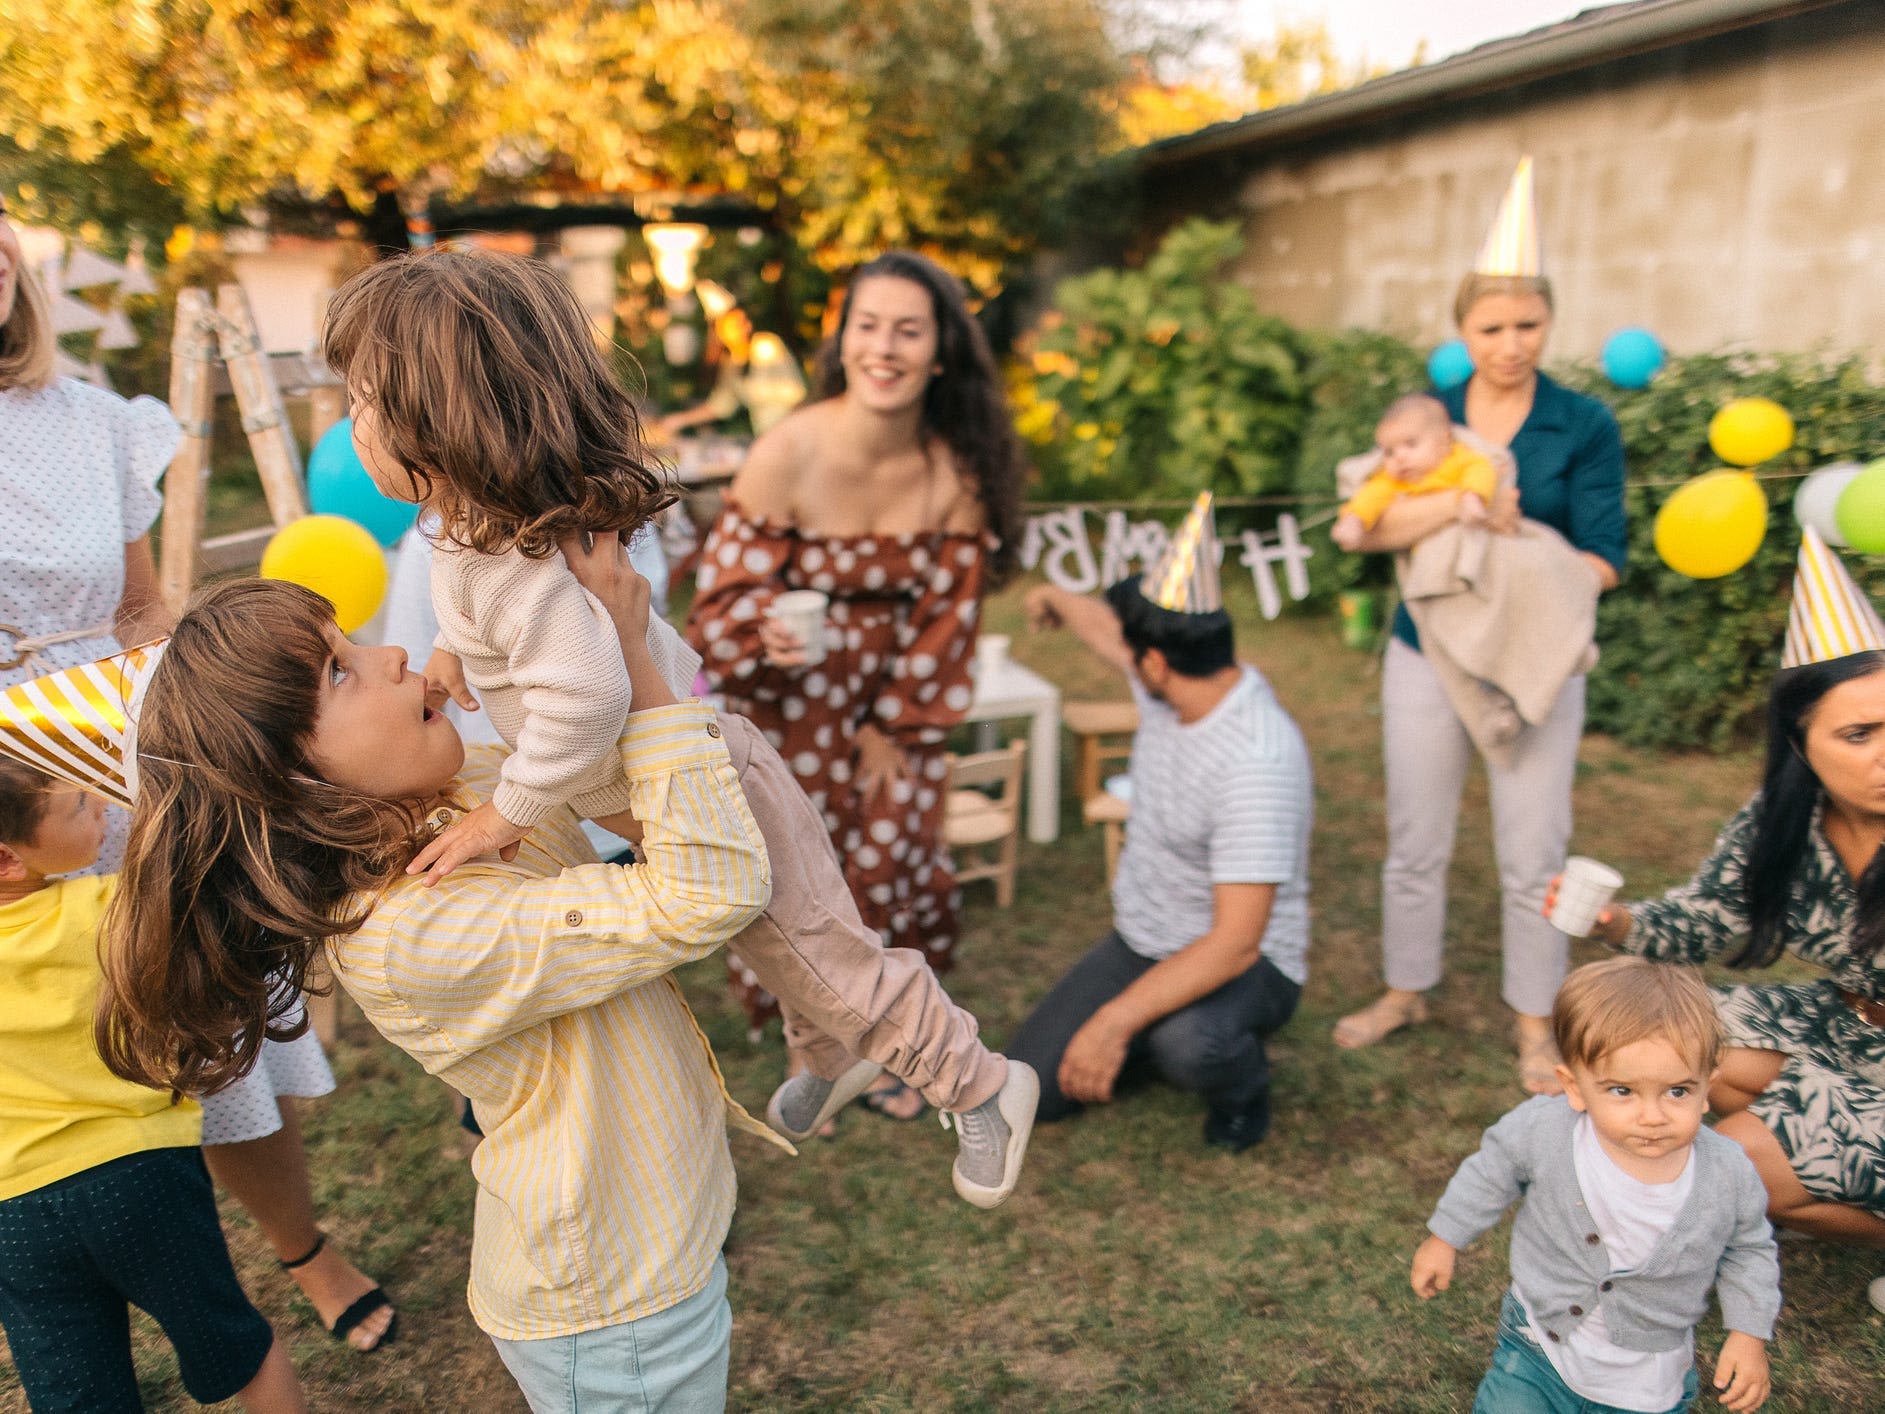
[686,501,989,1031]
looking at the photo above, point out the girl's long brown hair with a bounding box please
[323,250,676,558]
[98,579,425,1095]
[812,252,1025,587]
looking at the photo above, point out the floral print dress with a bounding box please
[686,502,989,1030]
[1627,796,1885,1216]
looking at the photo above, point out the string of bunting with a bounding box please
[1020,466,1859,618]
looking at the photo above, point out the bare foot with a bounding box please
[1332,991,1430,1050]
[1515,1018,1564,1096]
[282,1237,397,1352]
[858,1075,929,1121]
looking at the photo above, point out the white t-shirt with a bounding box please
[1109,666,1313,985]
[1520,1114,1696,1411]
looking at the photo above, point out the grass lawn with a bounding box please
[4,576,1882,1411]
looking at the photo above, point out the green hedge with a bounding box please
[1560,354,1885,751]
[1013,220,1885,752]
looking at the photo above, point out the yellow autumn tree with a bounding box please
[0,0,1125,299]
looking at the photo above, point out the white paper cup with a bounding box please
[976,633,1010,674]
[1549,856,1624,937]
[768,589,829,666]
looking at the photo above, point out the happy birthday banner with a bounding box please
[1020,507,1316,620]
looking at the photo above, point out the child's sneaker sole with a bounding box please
[765,1058,884,1143]
[952,1061,1039,1210]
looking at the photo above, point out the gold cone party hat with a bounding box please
[1143,491,1224,614]
[1473,157,1542,277]
[1783,527,1885,669]
[0,641,167,810]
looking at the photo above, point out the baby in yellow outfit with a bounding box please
[1332,394,1496,551]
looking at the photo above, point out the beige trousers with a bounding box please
[718,712,1007,1112]
[1379,639,1582,1018]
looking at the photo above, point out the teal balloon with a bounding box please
[1427,339,1474,391]
[1834,459,1885,555]
[1601,328,1665,389]
[307,418,418,548]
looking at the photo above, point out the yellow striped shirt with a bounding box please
[328,701,785,1340]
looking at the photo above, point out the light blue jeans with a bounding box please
[1472,1292,1699,1414]
[491,1258,731,1414]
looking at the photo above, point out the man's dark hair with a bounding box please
[1104,578,1236,678]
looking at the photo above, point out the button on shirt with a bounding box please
[329,702,782,1341]
[1519,1115,1697,1412]
[1109,667,1314,984]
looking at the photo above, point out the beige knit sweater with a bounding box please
[431,541,703,828]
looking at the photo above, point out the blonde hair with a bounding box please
[1453,272,1555,328]
[0,263,55,392]
[323,250,675,559]
[98,579,425,1096]
[1552,957,1723,1075]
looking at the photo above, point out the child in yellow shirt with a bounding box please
[1331,394,1497,551]
[0,758,305,1412]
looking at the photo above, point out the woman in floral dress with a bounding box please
[1581,648,1885,1253]
[686,252,1022,1116]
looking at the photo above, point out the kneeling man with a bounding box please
[1011,495,1312,1152]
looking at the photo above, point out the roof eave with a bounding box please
[1139,0,1849,172]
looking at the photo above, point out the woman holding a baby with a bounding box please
[1331,168,1628,1095]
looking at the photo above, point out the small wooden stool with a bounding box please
[1082,791,1130,885]
[1062,700,1139,806]
[944,740,1029,907]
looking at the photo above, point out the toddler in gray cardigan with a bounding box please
[1412,958,1779,1413]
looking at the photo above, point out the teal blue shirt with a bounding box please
[1391,372,1628,649]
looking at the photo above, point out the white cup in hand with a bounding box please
[976,633,1010,676]
[1550,856,1624,937]
[767,590,829,666]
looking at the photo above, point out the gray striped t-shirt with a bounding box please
[1111,666,1313,984]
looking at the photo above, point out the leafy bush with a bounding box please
[1558,353,1885,751]
[1012,219,1308,505]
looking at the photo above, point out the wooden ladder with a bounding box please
[156,284,347,616]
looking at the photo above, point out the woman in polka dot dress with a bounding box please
[687,252,1024,1115]
[0,202,396,1351]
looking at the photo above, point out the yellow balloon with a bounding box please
[260,514,389,633]
[1653,471,1768,579]
[1707,397,1795,467]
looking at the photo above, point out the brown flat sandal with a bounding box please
[1332,993,1430,1050]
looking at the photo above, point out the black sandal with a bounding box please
[854,1077,929,1122]
[279,1233,400,1351]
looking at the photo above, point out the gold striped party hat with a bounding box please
[1143,491,1224,613]
[0,641,167,809]
[1783,528,1885,669]
[1473,157,1543,277]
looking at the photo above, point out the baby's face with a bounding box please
[1558,1036,1712,1182]
[1376,412,1453,482]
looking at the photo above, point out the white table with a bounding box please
[966,654,1061,843]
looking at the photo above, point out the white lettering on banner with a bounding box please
[1238,515,1314,620]
[1027,507,1100,593]
[1100,511,1169,587]
[1021,507,1315,618]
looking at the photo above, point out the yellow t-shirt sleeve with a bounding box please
[1340,472,1407,529]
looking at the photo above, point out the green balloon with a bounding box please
[1835,460,1885,554]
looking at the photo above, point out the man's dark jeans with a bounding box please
[1008,930,1301,1122]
